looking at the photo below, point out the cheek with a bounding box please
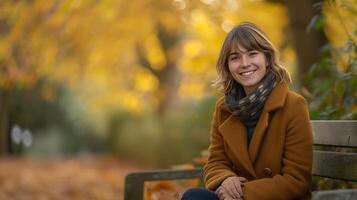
[259,67,267,78]
[228,64,235,73]
[264,56,269,68]
[259,58,268,72]
[228,65,239,80]
[262,65,267,73]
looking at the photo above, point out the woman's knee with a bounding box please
[181,188,218,200]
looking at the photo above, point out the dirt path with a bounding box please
[0,155,147,200]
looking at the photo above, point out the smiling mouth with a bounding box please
[239,70,256,76]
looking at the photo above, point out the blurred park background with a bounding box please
[0,0,356,199]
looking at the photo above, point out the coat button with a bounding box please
[263,167,272,176]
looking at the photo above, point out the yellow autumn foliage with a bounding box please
[0,0,355,121]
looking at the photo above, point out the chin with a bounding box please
[241,82,257,88]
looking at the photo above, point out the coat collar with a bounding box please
[261,82,289,112]
[218,82,289,176]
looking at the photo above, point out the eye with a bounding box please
[249,51,258,56]
[229,54,240,61]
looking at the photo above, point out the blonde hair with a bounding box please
[212,22,291,93]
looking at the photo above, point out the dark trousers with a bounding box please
[181,188,219,200]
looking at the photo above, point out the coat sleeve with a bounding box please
[242,96,313,200]
[203,98,237,190]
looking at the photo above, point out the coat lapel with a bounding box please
[248,110,269,164]
[219,114,257,178]
[248,82,289,164]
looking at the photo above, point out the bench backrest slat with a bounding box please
[312,150,357,181]
[312,121,357,147]
[125,169,202,182]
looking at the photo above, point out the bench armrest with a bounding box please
[124,168,203,200]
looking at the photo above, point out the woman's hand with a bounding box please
[216,176,247,200]
[215,186,235,200]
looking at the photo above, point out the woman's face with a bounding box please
[228,44,268,95]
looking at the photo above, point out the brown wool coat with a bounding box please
[203,82,313,200]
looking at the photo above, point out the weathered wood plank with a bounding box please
[124,173,145,200]
[312,189,357,200]
[312,120,357,147]
[312,151,357,181]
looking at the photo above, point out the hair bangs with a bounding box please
[231,28,264,53]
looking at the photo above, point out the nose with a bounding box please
[241,55,249,67]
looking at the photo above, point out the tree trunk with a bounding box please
[136,22,182,116]
[0,89,9,156]
[284,0,328,89]
[156,64,181,116]
[155,23,182,116]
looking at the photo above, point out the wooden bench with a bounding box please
[124,120,357,200]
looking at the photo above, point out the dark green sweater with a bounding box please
[247,126,255,146]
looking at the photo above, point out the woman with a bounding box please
[182,22,313,200]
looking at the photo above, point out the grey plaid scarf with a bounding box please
[225,73,276,128]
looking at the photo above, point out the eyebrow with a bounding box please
[228,51,245,57]
[229,49,257,56]
[229,52,239,56]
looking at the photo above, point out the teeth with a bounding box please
[241,71,255,76]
